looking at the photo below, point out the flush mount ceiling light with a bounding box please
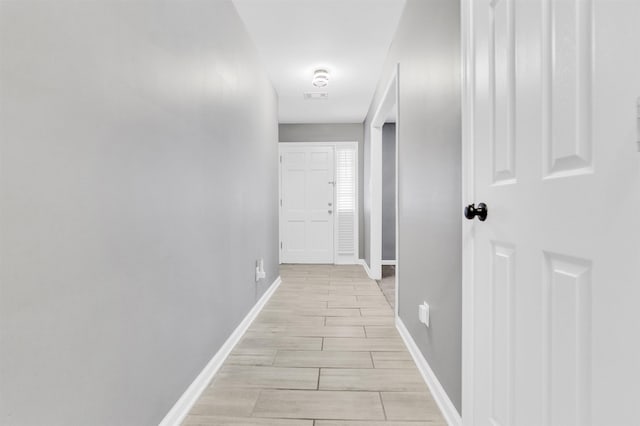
[312,69,330,88]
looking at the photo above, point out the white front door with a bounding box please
[280,145,335,264]
[467,1,640,425]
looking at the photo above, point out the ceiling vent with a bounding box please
[304,92,329,100]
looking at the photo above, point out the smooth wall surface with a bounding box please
[382,123,396,261]
[279,123,365,259]
[364,0,462,411]
[0,1,279,425]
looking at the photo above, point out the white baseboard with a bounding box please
[159,276,282,426]
[381,260,396,266]
[357,259,374,279]
[396,317,462,426]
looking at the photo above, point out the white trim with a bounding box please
[396,317,462,426]
[278,146,283,264]
[381,260,396,266]
[356,259,374,279]
[461,0,475,424]
[158,276,282,426]
[369,65,399,281]
[278,142,359,265]
[394,68,400,320]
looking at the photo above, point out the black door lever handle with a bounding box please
[464,203,488,221]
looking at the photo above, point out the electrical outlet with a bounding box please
[418,302,430,327]
[255,259,266,282]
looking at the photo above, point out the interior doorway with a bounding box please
[378,122,397,309]
[369,64,399,315]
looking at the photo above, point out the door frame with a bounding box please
[278,141,359,265]
[461,0,476,423]
[369,64,399,296]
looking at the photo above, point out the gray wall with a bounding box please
[279,123,365,259]
[0,1,279,425]
[382,123,397,261]
[364,0,462,412]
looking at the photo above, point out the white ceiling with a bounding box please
[233,0,406,124]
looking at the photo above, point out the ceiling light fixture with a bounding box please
[312,69,330,88]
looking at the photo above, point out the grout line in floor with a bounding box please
[248,388,263,417]
[316,367,321,390]
[378,391,388,420]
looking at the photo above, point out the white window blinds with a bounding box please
[335,147,356,256]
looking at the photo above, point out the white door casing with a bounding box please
[369,64,399,281]
[463,1,640,426]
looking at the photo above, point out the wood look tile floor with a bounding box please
[182,264,446,426]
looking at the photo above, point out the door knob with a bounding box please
[328,210,333,214]
[464,203,488,221]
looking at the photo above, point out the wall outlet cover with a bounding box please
[255,259,266,282]
[418,302,430,327]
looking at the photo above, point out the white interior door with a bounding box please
[280,145,335,264]
[467,1,640,425]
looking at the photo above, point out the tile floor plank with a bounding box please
[381,392,444,421]
[323,337,406,352]
[371,351,416,369]
[253,314,326,326]
[236,336,323,351]
[252,390,385,420]
[328,299,392,309]
[325,316,394,326]
[213,365,319,389]
[360,308,394,317]
[188,388,261,417]
[183,416,313,425]
[274,350,373,368]
[365,326,401,338]
[245,325,365,338]
[319,368,427,392]
[329,288,383,296]
[261,308,362,317]
[226,348,277,366]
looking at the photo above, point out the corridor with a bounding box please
[4,0,639,423]
[182,265,445,425]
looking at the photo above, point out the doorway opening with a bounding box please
[378,122,397,309]
[369,64,399,315]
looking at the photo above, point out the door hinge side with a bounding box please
[280,242,283,249]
